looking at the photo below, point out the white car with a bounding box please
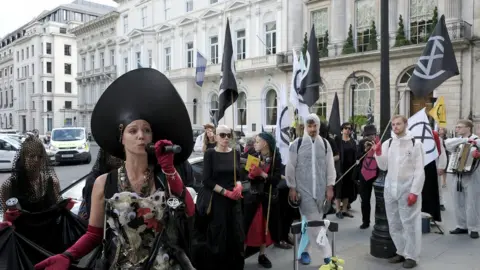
[0,135,21,171]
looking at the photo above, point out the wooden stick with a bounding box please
[232,94,237,186]
[265,146,277,236]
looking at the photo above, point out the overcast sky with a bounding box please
[0,0,118,37]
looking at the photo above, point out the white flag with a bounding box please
[408,108,439,165]
[276,84,291,165]
[289,51,309,121]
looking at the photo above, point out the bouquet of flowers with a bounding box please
[319,256,345,270]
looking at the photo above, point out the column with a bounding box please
[218,15,223,65]
[255,7,261,57]
[388,0,398,47]
[287,0,303,51]
[276,4,282,52]
[328,0,346,57]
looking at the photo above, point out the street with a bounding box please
[0,146,479,269]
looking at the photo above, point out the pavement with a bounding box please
[1,145,479,269]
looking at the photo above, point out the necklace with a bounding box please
[118,163,153,197]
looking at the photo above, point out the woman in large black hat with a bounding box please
[34,69,196,270]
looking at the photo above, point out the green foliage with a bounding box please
[348,115,368,132]
[394,15,410,47]
[316,106,327,121]
[319,30,329,57]
[428,6,439,35]
[367,20,378,50]
[302,32,308,60]
[342,24,355,55]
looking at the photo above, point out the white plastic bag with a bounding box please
[315,220,332,258]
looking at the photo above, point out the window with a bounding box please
[355,0,375,52]
[136,52,141,67]
[124,57,129,73]
[65,82,72,93]
[186,0,193,12]
[60,28,67,34]
[123,15,129,34]
[100,52,104,68]
[209,36,219,64]
[46,62,52,73]
[90,55,95,69]
[31,45,34,56]
[210,94,219,119]
[9,114,12,127]
[65,118,73,126]
[409,0,437,44]
[46,81,52,92]
[64,63,71,75]
[141,7,147,27]
[110,50,115,66]
[31,63,34,75]
[148,50,152,68]
[46,43,52,54]
[16,51,19,61]
[236,30,246,60]
[64,101,72,109]
[164,0,171,20]
[165,47,171,71]
[186,42,194,68]
[265,89,277,125]
[311,9,329,57]
[237,92,247,126]
[309,83,327,119]
[265,22,277,55]
[353,76,375,118]
[64,44,71,56]
[21,49,24,60]
[32,101,35,110]
[26,47,29,58]
[32,82,35,93]
[47,100,52,111]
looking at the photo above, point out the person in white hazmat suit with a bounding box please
[286,113,336,266]
[373,115,425,269]
[444,119,480,239]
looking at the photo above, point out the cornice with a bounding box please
[70,12,120,36]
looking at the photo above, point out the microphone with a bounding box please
[145,143,182,154]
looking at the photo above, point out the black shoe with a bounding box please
[342,212,354,218]
[450,228,468,234]
[403,259,417,268]
[440,205,446,211]
[360,223,370,229]
[336,212,344,219]
[388,255,405,264]
[258,254,272,268]
[470,231,479,239]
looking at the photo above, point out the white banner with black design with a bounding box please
[276,84,291,165]
[408,108,439,165]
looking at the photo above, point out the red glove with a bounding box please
[374,137,382,156]
[407,193,418,206]
[473,149,480,159]
[468,139,477,145]
[224,189,242,200]
[248,165,264,179]
[65,198,76,211]
[154,140,175,174]
[34,254,70,270]
[3,209,21,223]
[0,221,12,230]
[233,182,243,197]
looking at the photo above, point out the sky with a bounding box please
[0,0,118,37]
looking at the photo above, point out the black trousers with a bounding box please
[359,178,375,225]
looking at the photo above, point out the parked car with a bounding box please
[0,135,21,171]
[49,127,92,165]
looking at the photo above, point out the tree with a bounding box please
[302,32,308,60]
[394,15,410,47]
[428,6,439,35]
[342,24,355,54]
[367,20,378,50]
[319,30,329,57]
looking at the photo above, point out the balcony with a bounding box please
[165,68,195,80]
[277,20,473,71]
[0,53,13,64]
[203,54,281,77]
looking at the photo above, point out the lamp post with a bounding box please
[370,0,396,259]
[347,72,358,139]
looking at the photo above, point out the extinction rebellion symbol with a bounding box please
[413,35,446,80]
[409,121,436,154]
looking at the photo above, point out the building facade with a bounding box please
[71,11,119,133]
[0,0,114,134]
[80,0,478,136]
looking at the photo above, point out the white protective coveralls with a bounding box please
[436,137,447,205]
[375,132,425,261]
[193,132,205,152]
[286,114,336,253]
[444,135,480,232]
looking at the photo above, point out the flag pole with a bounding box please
[265,146,277,236]
[232,94,237,186]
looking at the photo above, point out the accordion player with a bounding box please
[446,142,479,175]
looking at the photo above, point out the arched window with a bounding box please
[309,83,327,120]
[353,76,375,117]
[209,93,219,120]
[400,68,414,83]
[410,0,437,44]
[9,113,12,127]
[265,89,277,126]
[237,92,247,126]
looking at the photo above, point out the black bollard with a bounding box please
[370,171,396,258]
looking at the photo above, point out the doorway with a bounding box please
[409,91,434,117]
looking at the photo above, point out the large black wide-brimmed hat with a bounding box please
[91,68,193,164]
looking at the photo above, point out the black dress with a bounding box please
[335,137,358,201]
[194,148,245,270]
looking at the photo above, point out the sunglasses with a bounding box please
[219,133,232,139]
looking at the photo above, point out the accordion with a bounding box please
[446,143,478,174]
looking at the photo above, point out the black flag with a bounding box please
[216,19,238,123]
[328,92,341,137]
[408,15,459,97]
[299,25,321,107]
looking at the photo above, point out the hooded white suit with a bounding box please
[286,114,336,253]
[375,132,425,261]
[445,135,480,233]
